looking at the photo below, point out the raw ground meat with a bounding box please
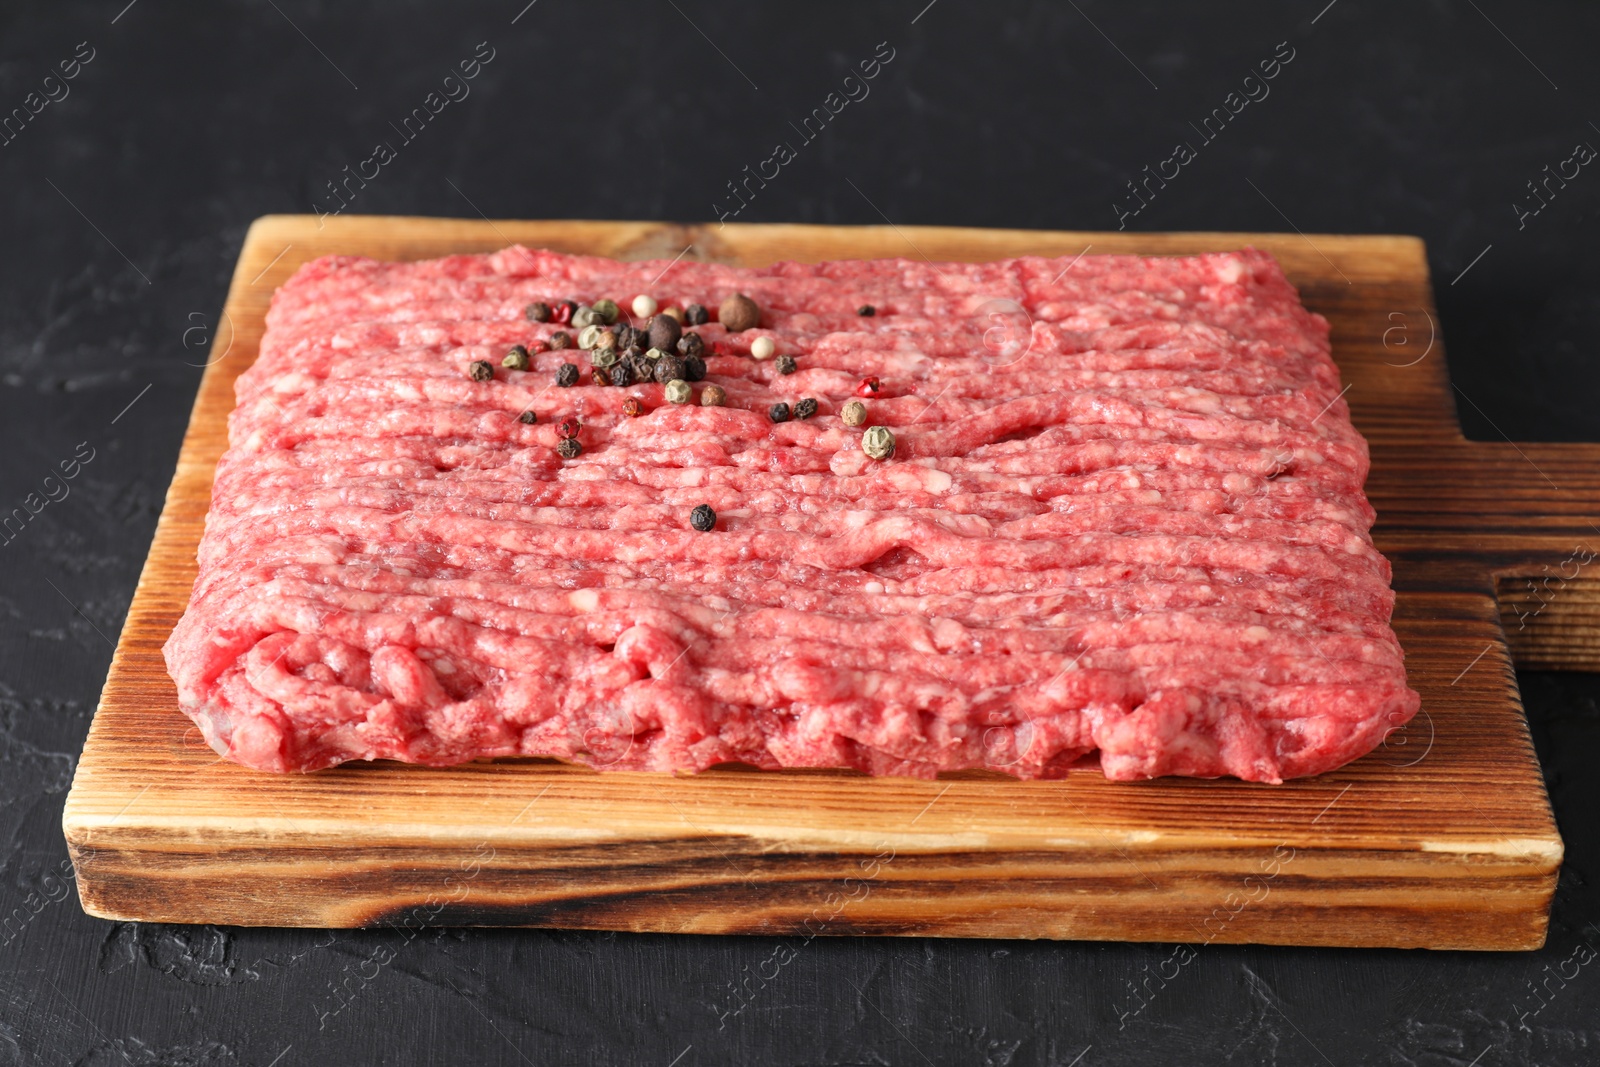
[163,245,1419,782]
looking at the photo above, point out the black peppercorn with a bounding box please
[683,354,706,382]
[556,438,582,460]
[556,363,579,387]
[858,304,876,317]
[613,324,640,350]
[769,402,791,423]
[684,303,709,326]
[654,354,687,383]
[676,332,705,359]
[775,355,797,375]
[518,410,537,424]
[525,302,552,322]
[625,352,654,383]
[610,361,635,387]
[647,314,682,352]
[468,360,494,382]
[549,331,573,350]
[794,397,818,420]
[689,504,716,532]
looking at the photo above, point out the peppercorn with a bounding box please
[592,367,613,386]
[840,399,867,426]
[528,338,550,354]
[683,354,706,381]
[720,292,760,332]
[700,383,726,407]
[572,305,601,330]
[769,402,791,423]
[676,332,705,359]
[468,360,494,382]
[553,300,577,325]
[684,303,709,326]
[775,355,797,375]
[689,504,716,532]
[794,397,818,420]
[614,324,640,350]
[862,425,895,460]
[654,354,687,383]
[526,301,552,322]
[589,345,619,369]
[632,294,657,318]
[664,379,692,404]
[557,417,581,440]
[592,298,621,325]
[648,314,682,353]
[625,352,654,383]
[750,336,775,361]
[610,361,635,387]
[556,437,582,460]
[518,410,537,425]
[856,376,880,396]
[556,363,579,387]
[858,304,876,317]
[577,324,604,350]
[622,396,645,418]
[502,345,531,371]
[549,331,573,350]
[644,346,668,362]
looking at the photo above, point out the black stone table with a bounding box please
[2,2,1596,1063]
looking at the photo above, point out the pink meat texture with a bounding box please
[164,245,1419,782]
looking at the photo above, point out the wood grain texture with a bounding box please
[63,216,1581,949]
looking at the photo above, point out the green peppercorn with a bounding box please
[578,325,604,350]
[700,383,726,407]
[556,363,579,387]
[556,437,582,460]
[689,504,716,532]
[572,305,601,330]
[589,345,619,369]
[664,379,692,404]
[525,302,552,323]
[468,360,494,382]
[592,298,621,325]
[858,304,876,317]
[518,410,537,424]
[794,397,818,420]
[775,355,797,375]
[769,402,791,423]
[644,347,668,361]
[549,331,572,350]
[840,399,867,426]
[502,345,531,371]
[684,303,709,326]
[862,425,895,459]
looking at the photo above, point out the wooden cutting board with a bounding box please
[63,216,1584,950]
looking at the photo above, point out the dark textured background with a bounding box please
[2,1,1598,1064]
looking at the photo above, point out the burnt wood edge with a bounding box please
[65,838,1557,950]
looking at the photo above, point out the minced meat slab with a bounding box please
[163,245,1418,782]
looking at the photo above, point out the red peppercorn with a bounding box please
[622,397,645,418]
[557,417,581,440]
[528,339,550,353]
[553,300,577,325]
[856,376,881,397]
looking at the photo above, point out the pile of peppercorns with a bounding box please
[465,289,895,527]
